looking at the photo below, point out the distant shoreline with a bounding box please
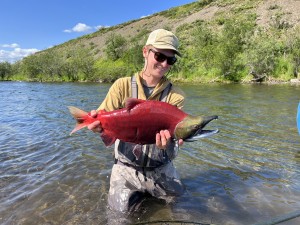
[1,78,300,85]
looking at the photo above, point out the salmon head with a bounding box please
[175,115,219,142]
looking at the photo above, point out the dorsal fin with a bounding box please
[98,109,106,114]
[125,98,145,111]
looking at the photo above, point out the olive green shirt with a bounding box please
[98,72,185,111]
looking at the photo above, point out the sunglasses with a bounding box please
[149,49,177,65]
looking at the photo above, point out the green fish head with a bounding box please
[175,115,218,141]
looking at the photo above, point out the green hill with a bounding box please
[2,0,300,83]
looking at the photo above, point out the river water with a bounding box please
[0,81,299,225]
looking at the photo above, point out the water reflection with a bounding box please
[0,82,299,225]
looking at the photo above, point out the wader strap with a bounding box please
[131,75,172,100]
[131,75,138,98]
[159,83,172,102]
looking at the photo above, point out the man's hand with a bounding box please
[87,110,103,133]
[156,130,183,150]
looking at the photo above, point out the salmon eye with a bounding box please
[193,125,199,129]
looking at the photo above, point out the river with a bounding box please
[0,81,299,225]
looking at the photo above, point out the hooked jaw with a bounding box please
[185,115,219,141]
[175,115,219,142]
[185,128,219,141]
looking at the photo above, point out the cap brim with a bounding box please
[152,44,181,57]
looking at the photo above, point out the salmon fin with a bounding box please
[68,106,88,119]
[125,98,145,111]
[98,109,106,114]
[70,123,90,135]
[68,106,89,135]
[100,132,116,146]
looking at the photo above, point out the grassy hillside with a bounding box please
[2,0,300,83]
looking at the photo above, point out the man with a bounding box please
[88,29,186,213]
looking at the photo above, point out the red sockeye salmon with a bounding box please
[69,98,218,146]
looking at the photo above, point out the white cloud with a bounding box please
[0,44,39,63]
[64,23,92,33]
[1,43,20,48]
[64,22,111,33]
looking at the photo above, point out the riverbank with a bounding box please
[1,76,300,85]
[291,78,300,83]
[171,76,300,85]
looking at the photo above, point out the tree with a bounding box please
[285,28,300,78]
[104,33,127,61]
[21,55,44,81]
[62,46,96,81]
[123,42,144,71]
[216,17,255,81]
[246,32,282,77]
[0,61,12,80]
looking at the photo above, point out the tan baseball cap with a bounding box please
[146,29,181,56]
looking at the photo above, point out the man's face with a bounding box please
[143,47,176,79]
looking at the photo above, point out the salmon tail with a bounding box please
[68,106,89,135]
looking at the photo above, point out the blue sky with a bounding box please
[0,0,196,63]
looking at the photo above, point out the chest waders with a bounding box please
[108,77,185,213]
[114,76,172,169]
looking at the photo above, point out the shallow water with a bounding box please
[0,81,299,225]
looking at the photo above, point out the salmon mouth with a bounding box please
[185,116,219,142]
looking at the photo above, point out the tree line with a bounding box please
[1,13,300,83]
